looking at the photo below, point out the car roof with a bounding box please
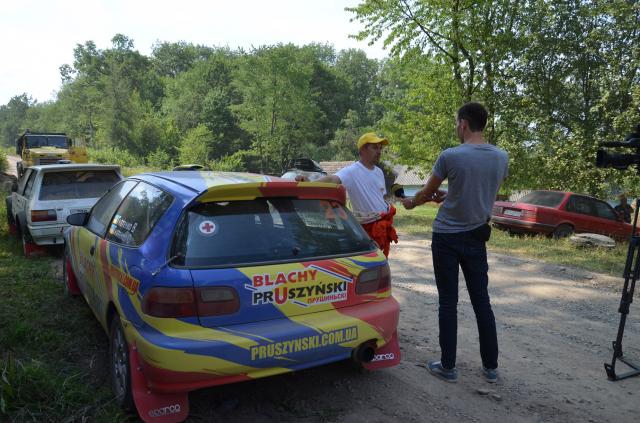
[30,163,121,172]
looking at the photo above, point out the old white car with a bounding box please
[6,163,123,257]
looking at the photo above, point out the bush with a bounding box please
[0,150,8,174]
[208,152,245,172]
[146,149,174,170]
[88,148,143,167]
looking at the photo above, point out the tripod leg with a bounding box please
[605,236,639,380]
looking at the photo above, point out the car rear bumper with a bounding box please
[28,223,68,245]
[124,296,400,393]
[491,216,555,234]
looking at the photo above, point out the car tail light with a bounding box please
[31,209,57,222]
[521,209,537,220]
[197,287,240,316]
[142,287,197,318]
[142,286,239,318]
[356,264,391,295]
[492,205,503,215]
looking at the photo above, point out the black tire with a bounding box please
[110,315,134,411]
[552,224,574,239]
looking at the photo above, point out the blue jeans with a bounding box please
[431,231,498,370]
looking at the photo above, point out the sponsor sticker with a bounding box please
[148,404,181,418]
[372,353,395,362]
[245,267,352,306]
[250,326,358,360]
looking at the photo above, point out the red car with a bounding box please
[492,190,636,239]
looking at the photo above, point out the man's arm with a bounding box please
[401,174,445,210]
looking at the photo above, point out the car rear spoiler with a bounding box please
[195,181,347,205]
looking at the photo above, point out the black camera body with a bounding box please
[596,124,640,171]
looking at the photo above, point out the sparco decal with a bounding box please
[148,404,181,417]
[372,353,396,362]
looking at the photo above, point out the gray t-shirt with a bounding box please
[432,143,509,233]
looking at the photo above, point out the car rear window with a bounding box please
[518,191,565,208]
[172,198,374,267]
[39,170,121,200]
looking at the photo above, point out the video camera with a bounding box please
[595,124,640,171]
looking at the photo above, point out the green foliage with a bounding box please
[146,149,173,169]
[349,0,640,197]
[208,152,244,172]
[0,150,7,173]
[234,44,324,174]
[178,124,214,165]
[88,147,142,167]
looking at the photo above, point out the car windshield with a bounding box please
[173,198,374,267]
[25,135,68,148]
[518,191,565,208]
[38,170,121,200]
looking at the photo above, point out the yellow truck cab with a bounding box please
[16,130,88,177]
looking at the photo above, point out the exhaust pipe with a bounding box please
[352,341,376,363]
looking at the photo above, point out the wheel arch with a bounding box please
[106,302,119,334]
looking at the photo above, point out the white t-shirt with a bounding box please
[335,161,388,214]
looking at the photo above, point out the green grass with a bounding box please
[0,195,127,422]
[394,203,627,276]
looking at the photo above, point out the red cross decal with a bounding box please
[199,220,216,234]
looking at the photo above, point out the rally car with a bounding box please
[63,171,400,422]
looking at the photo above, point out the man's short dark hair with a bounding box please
[457,102,488,132]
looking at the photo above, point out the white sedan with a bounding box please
[6,163,123,257]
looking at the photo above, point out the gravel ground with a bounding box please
[181,233,639,422]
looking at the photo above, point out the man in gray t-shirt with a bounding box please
[402,102,508,384]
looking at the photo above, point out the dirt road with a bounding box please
[182,234,639,422]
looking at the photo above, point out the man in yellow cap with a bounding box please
[296,132,398,256]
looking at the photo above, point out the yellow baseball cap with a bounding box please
[357,132,389,149]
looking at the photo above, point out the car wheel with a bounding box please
[110,315,134,411]
[63,248,80,296]
[552,224,574,239]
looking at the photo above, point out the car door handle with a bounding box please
[90,246,95,256]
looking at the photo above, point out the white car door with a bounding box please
[11,169,38,233]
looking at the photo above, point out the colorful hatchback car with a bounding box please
[63,171,400,422]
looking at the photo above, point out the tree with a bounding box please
[234,44,323,173]
[178,124,214,164]
[0,94,34,146]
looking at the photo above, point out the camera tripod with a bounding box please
[604,198,640,381]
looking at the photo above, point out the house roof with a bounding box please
[392,164,429,185]
[319,161,354,175]
[319,161,429,186]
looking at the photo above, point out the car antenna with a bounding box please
[152,252,183,276]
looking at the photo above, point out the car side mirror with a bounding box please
[67,212,89,226]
